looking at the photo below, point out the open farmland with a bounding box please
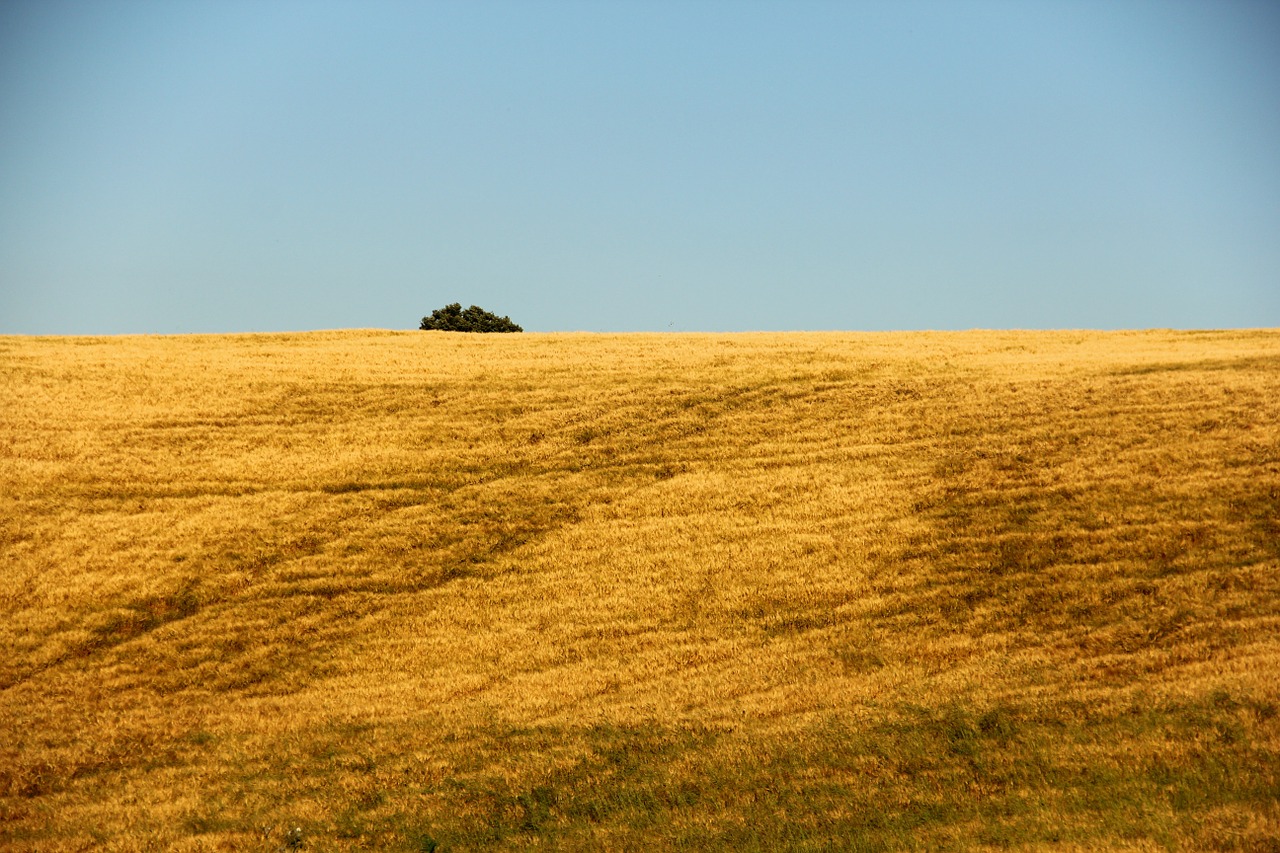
[1,328,1278,851]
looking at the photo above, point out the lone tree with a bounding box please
[419,303,523,333]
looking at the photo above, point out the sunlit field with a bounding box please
[2,329,1278,851]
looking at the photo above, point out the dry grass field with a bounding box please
[1,328,1278,851]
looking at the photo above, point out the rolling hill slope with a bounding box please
[2,329,1278,850]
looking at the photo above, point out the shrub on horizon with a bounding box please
[419,303,523,333]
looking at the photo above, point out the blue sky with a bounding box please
[1,0,1277,333]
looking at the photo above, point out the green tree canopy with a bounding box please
[419,303,523,333]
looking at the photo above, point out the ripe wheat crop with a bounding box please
[1,329,1278,850]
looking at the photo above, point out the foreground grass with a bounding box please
[1,329,1277,851]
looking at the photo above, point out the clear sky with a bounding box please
[1,0,1277,334]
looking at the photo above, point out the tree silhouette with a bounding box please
[419,303,522,333]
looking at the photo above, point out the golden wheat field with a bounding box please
[1,328,1278,851]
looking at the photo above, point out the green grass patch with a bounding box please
[157,693,1278,851]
